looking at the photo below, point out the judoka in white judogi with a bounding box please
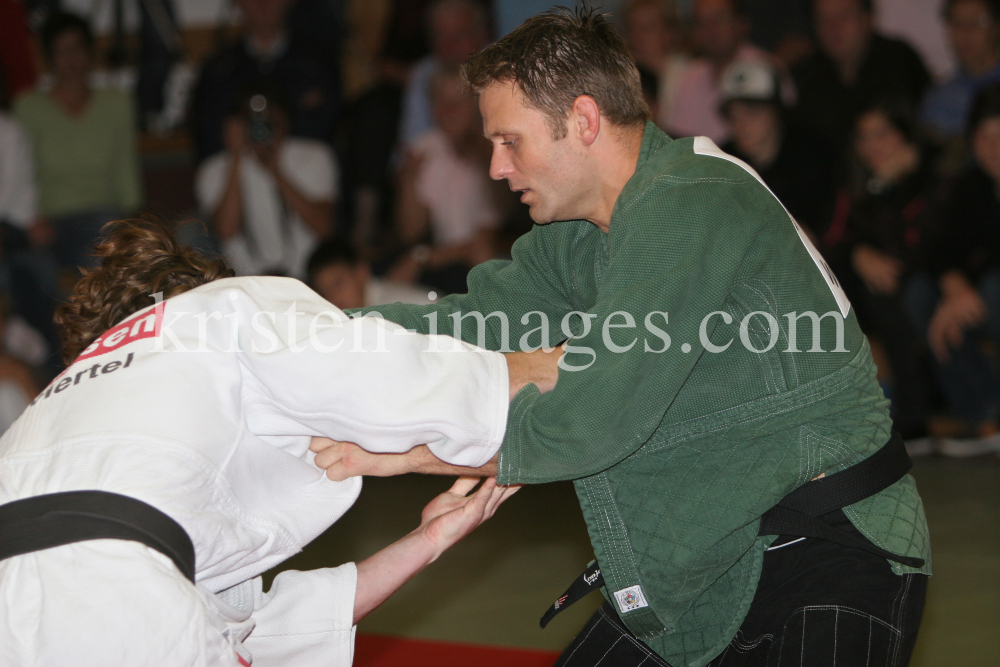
[0,276,510,666]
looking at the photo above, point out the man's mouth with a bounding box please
[516,188,530,203]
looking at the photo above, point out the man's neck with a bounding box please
[587,128,644,234]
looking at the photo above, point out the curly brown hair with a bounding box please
[55,217,234,365]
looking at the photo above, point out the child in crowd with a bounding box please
[719,59,841,243]
[307,239,435,310]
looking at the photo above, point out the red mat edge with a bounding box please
[354,632,560,667]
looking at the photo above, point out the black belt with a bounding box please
[540,431,922,628]
[757,430,922,569]
[0,490,196,582]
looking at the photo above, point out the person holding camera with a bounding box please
[195,86,337,279]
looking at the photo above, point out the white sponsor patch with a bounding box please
[614,585,649,613]
[693,136,851,318]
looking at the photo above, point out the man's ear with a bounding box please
[571,95,602,147]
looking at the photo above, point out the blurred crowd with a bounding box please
[2,0,1000,448]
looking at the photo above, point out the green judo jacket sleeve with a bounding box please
[353,143,758,486]
[494,168,757,485]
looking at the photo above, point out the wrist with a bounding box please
[504,352,527,400]
[413,524,448,564]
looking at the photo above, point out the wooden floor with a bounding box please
[267,454,999,665]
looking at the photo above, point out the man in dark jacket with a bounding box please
[792,0,931,147]
[189,0,338,162]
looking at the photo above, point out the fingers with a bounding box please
[310,436,338,453]
[313,441,349,468]
[313,441,367,482]
[465,477,498,518]
[326,463,354,482]
[499,484,522,503]
[448,476,483,498]
[484,483,520,518]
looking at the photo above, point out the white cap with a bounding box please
[719,60,781,108]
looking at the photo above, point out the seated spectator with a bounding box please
[743,0,814,68]
[719,59,841,241]
[620,0,691,133]
[398,0,491,149]
[13,12,141,275]
[340,0,487,249]
[876,0,957,83]
[921,0,1000,156]
[307,239,436,309]
[195,86,337,279]
[379,0,438,84]
[905,84,1000,447]
[833,101,940,438]
[190,0,337,162]
[0,77,61,361]
[792,0,931,149]
[388,68,503,294]
[667,0,790,143]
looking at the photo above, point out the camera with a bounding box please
[246,94,275,146]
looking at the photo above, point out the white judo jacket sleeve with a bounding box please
[212,566,358,667]
[221,277,509,468]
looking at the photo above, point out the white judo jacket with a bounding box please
[0,276,509,667]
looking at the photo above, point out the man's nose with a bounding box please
[490,149,513,181]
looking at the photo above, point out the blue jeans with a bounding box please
[903,271,1000,425]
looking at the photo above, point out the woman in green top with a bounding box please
[13,12,141,274]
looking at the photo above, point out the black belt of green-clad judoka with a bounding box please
[540,430,922,628]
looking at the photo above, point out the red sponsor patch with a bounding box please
[75,302,164,363]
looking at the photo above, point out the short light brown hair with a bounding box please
[56,216,234,365]
[461,7,649,139]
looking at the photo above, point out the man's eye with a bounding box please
[501,140,515,146]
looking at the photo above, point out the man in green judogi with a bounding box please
[313,9,930,667]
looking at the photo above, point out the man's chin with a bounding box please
[527,206,554,225]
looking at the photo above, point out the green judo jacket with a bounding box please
[354,122,931,667]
